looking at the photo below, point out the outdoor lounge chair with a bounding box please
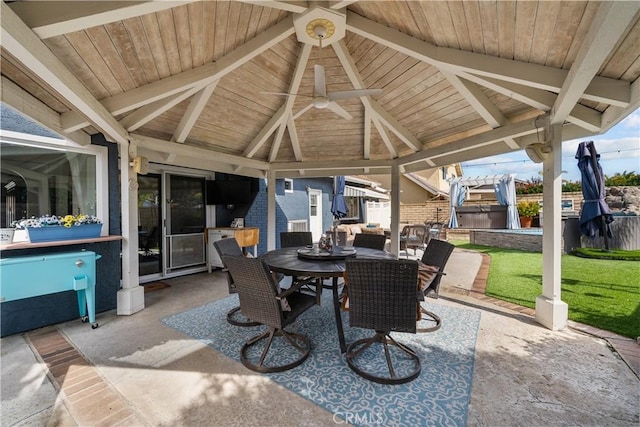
[344,259,422,384]
[221,255,316,373]
[213,238,260,327]
[417,239,455,333]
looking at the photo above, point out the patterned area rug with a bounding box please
[162,294,481,426]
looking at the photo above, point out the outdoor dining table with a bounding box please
[261,246,396,353]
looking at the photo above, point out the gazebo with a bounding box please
[1,1,639,331]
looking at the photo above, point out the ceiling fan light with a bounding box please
[313,98,330,109]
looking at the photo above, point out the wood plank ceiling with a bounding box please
[1,1,639,178]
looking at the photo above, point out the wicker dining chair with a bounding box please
[279,231,313,248]
[344,258,422,384]
[213,238,260,327]
[221,255,316,373]
[280,231,323,299]
[340,232,388,310]
[352,233,387,250]
[417,239,455,333]
[399,224,429,258]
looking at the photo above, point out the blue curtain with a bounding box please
[448,181,466,228]
[494,177,521,229]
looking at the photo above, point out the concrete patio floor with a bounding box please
[2,248,638,426]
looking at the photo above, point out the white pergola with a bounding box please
[2,1,640,330]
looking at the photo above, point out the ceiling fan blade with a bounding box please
[325,102,353,120]
[314,64,326,98]
[328,88,382,101]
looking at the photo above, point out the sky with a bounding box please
[460,108,640,182]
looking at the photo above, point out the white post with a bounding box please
[389,164,401,256]
[267,170,276,251]
[535,122,568,329]
[117,141,144,315]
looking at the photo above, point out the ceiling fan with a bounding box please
[263,22,382,120]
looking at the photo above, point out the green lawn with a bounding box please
[454,243,640,339]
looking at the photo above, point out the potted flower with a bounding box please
[516,201,540,228]
[13,214,102,242]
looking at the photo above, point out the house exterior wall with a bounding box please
[245,177,334,253]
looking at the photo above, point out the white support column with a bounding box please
[267,170,276,251]
[117,141,144,315]
[389,164,401,256]
[535,122,568,330]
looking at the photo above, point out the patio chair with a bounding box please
[417,239,455,333]
[352,233,387,251]
[344,258,422,384]
[280,231,313,248]
[280,231,323,298]
[399,224,429,258]
[340,233,388,310]
[427,222,445,241]
[213,238,261,327]
[221,255,316,373]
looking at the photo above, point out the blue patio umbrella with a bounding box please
[575,141,613,249]
[330,176,348,219]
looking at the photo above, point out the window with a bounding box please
[284,178,293,193]
[344,197,360,220]
[442,167,447,180]
[0,132,108,228]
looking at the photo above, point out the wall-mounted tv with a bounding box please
[206,179,257,205]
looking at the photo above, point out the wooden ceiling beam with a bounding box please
[173,81,219,143]
[440,70,504,128]
[460,73,602,132]
[363,107,371,160]
[120,84,204,132]
[275,43,312,159]
[131,134,269,171]
[551,1,640,125]
[330,1,359,9]
[237,1,308,14]
[1,2,128,144]
[10,1,199,39]
[398,120,540,168]
[372,116,397,158]
[346,11,631,108]
[0,77,90,146]
[108,18,294,115]
[243,104,288,157]
[59,16,295,131]
[332,40,421,152]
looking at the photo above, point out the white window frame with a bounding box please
[284,178,293,193]
[0,130,109,234]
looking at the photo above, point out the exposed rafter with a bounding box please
[551,1,640,125]
[60,16,296,131]
[10,1,199,39]
[237,0,308,14]
[1,2,128,144]
[346,11,631,108]
[173,81,219,143]
[332,40,421,153]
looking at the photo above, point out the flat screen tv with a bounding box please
[206,180,256,205]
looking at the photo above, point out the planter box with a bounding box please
[27,224,103,243]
